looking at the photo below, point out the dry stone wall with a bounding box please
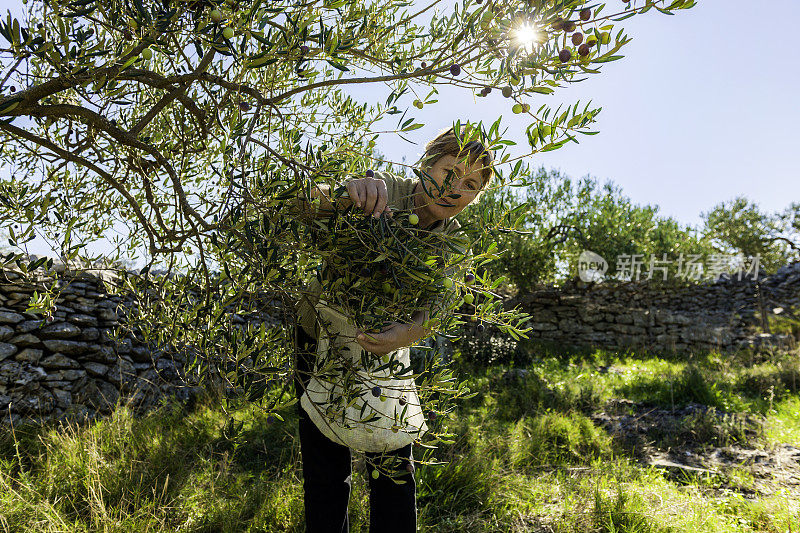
[0,257,282,427]
[504,261,800,354]
[1,255,798,426]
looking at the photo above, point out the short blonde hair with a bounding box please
[418,126,494,199]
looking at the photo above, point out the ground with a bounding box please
[0,339,797,532]
[595,399,800,499]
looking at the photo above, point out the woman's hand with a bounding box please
[355,311,432,356]
[346,177,393,219]
[355,322,413,356]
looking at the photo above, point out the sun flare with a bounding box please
[512,23,545,54]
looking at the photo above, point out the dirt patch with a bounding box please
[593,399,800,498]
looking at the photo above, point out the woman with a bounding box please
[294,126,494,532]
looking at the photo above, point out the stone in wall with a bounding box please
[503,261,800,356]
[0,255,281,426]
[1,255,797,426]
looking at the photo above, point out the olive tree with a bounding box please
[458,168,722,292]
[0,0,695,448]
[702,196,800,276]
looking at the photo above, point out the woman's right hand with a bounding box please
[346,177,393,219]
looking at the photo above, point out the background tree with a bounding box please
[778,201,800,261]
[457,168,718,292]
[701,196,799,276]
[557,179,719,283]
[0,0,696,447]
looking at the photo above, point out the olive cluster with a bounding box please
[552,8,609,63]
[312,205,455,333]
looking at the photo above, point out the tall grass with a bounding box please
[0,344,797,532]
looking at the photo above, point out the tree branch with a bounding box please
[763,236,799,251]
[0,119,175,255]
[8,102,218,234]
[129,49,216,136]
[120,71,209,140]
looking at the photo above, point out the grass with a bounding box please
[0,342,798,532]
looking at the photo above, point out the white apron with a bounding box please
[300,300,428,453]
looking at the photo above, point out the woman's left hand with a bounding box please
[355,322,412,356]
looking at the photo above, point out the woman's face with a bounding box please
[419,154,485,219]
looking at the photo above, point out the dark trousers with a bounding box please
[296,324,417,533]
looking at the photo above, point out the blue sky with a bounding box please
[343,0,800,231]
[1,0,798,265]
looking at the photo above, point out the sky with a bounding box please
[1,0,798,267]
[342,0,800,232]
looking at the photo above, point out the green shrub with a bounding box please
[494,370,605,420]
[737,361,800,403]
[416,452,536,529]
[452,334,533,367]
[593,486,662,533]
[505,413,613,470]
[621,365,745,412]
